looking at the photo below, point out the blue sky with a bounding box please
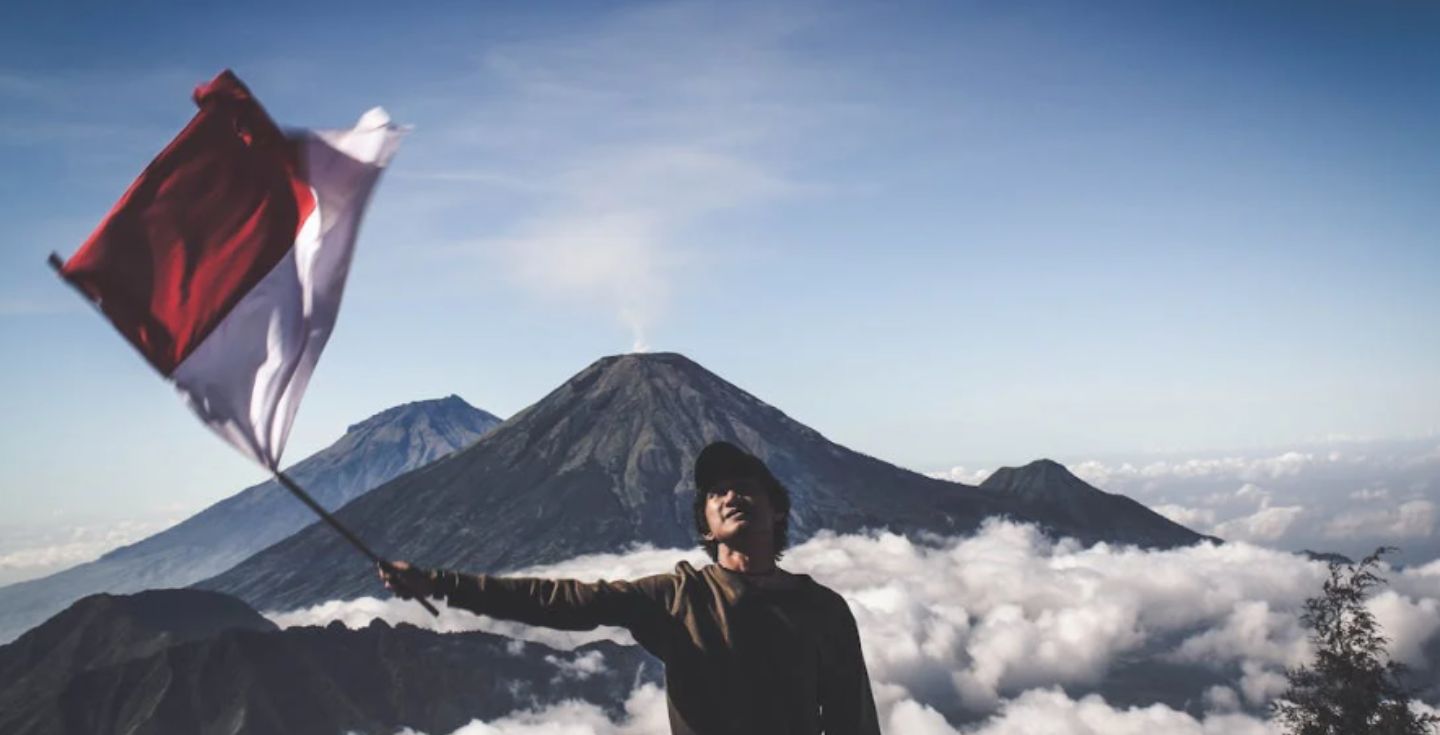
[1,1,1437,536]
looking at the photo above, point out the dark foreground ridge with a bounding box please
[0,589,654,735]
[0,589,276,734]
[196,352,1210,611]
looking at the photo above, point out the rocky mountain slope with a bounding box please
[0,589,276,734]
[196,353,1207,611]
[981,458,1223,547]
[0,589,653,735]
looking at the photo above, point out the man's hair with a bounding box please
[692,473,791,562]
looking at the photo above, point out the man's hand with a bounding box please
[377,560,436,600]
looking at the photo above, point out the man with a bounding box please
[379,440,881,735]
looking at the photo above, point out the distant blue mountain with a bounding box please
[0,396,501,643]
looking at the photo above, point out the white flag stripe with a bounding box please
[172,109,404,468]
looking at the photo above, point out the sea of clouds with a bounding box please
[0,514,184,586]
[931,438,1440,566]
[275,520,1440,735]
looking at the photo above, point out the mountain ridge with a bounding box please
[0,588,277,734]
[195,352,1208,611]
[0,588,654,735]
[981,457,1222,547]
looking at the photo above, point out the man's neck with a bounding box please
[716,543,776,575]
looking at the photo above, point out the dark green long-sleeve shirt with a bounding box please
[431,561,881,735]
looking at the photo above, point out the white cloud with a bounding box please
[393,683,672,735]
[1150,504,1216,529]
[1211,505,1305,544]
[544,650,609,681]
[509,545,712,591]
[1237,660,1290,708]
[1171,601,1308,672]
[883,697,965,735]
[1143,483,1310,542]
[1368,590,1440,668]
[927,466,996,484]
[959,688,1280,735]
[1324,500,1437,540]
[1051,442,1440,565]
[1391,500,1436,538]
[394,686,1282,735]
[492,210,671,353]
[1350,487,1391,501]
[1233,483,1270,506]
[0,515,184,586]
[1068,452,1319,488]
[398,686,1285,735]
[929,466,996,485]
[799,523,1346,713]
[280,521,1440,732]
[1203,685,1241,713]
[272,512,1440,735]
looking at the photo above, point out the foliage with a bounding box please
[1272,547,1440,735]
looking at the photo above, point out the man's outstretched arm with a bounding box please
[379,561,675,633]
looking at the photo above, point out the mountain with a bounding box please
[196,352,1209,611]
[0,589,654,735]
[980,459,1221,547]
[0,589,276,735]
[0,396,501,644]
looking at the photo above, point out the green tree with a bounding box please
[1272,547,1439,735]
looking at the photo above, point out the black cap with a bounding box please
[694,441,771,490]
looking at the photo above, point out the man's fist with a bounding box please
[377,560,436,600]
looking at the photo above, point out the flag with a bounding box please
[53,70,404,469]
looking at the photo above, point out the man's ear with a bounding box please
[701,530,715,541]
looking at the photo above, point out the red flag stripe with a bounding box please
[59,71,316,376]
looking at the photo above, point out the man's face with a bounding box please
[703,476,777,548]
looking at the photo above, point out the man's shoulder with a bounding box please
[801,576,852,612]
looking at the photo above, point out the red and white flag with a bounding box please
[54,70,404,469]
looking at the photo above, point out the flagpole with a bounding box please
[272,470,440,617]
[52,252,436,617]
[51,252,436,616]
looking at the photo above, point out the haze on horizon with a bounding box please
[1,2,1436,561]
